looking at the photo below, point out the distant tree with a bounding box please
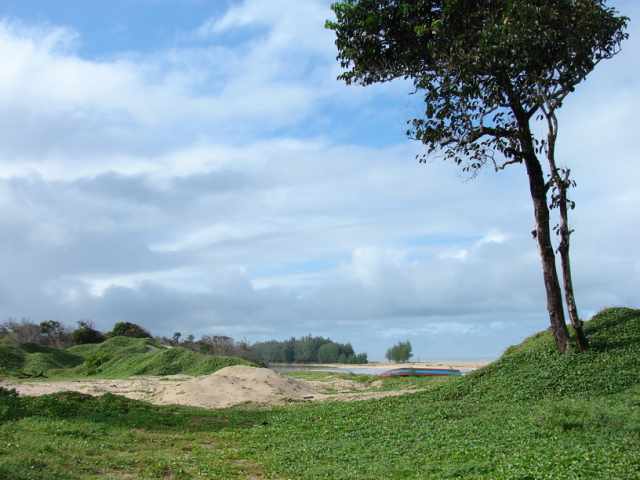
[250,340,284,364]
[327,0,628,352]
[172,332,182,345]
[294,335,316,363]
[353,352,368,364]
[39,320,62,337]
[250,336,367,364]
[2,318,41,344]
[318,343,340,363]
[110,321,151,338]
[72,321,105,345]
[338,342,355,359]
[198,335,235,355]
[39,320,70,348]
[283,338,296,363]
[386,341,413,363]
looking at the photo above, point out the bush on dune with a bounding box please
[109,322,152,339]
[71,323,105,345]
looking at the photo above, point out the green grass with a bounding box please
[286,370,445,391]
[66,336,254,378]
[0,339,84,377]
[1,307,640,479]
[0,390,269,479]
[1,336,253,379]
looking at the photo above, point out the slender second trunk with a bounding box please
[557,190,588,351]
[545,109,588,351]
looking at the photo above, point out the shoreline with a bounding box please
[271,360,491,372]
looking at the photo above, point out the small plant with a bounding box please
[0,387,24,422]
[84,352,112,375]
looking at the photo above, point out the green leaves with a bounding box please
[328,0,628,172]
[385,340,413,362]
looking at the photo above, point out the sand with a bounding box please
[159,366,318,408]
[0,366,428,409]
[301,361,490,373]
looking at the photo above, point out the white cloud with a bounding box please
[478,230,508,245]
[0,1,638,359]
[0,10,352,174]
[197,0,332,55]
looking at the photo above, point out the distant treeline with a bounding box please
[251,336,367,364]
[0,319,367,365]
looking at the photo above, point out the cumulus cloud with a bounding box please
[0,1,638,359]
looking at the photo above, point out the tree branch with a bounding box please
[492,157,522,172]
[442,125,516,147]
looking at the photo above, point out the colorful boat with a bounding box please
[380,367,462,377]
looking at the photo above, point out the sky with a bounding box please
[0,1,637,361]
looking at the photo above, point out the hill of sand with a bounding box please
[158,366,317,408]
[3,365,414,409]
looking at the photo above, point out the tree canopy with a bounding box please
[386,340,413,362]
[328,0,627,173]
[251,335,367,364]
[327,0,628,352]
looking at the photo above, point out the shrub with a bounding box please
[84,352,113,375]
[72,323,105,345]
[0,387,24,422]
[110,322,151,338]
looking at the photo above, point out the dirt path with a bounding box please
[0,366,423,409]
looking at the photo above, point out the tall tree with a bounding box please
[327,0,627,352]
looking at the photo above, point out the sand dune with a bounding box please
[1,366,430,409]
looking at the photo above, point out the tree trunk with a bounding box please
[523,156,570,353]
[545,109,588,351]
[557,192,588,351]
[503,86,570,353]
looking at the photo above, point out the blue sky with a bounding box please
[0,1,638,360]
[0,1,231,55]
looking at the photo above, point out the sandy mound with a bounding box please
[1,366,431,409]
[157,366,317,408]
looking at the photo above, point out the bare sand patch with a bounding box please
[158,366,317,408]
[0,366,425,409]
[300,360,490,373]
